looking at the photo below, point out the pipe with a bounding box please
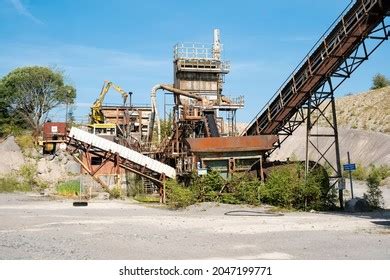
[159,84,203,102]
[213,28,221,60]
[148,84,205,143]
[148,84,162,144]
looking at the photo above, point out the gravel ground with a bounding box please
[0,193,389,260]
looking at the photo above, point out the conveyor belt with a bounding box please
[68,127,176,179]
[242,0,390,139]
[205,112,220,137]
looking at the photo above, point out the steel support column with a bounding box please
[304,78,343,207]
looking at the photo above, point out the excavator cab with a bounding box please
[89,80,130,139]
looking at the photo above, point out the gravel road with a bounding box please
[0,193,389,259]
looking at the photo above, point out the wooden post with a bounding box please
[162,173,166,204]
[259,155,264,182]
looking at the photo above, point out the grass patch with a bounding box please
[0,163,46,193]
[0,176,31,193]
[15,133,35,151]
[56,180,80,197]
[134,194,160,203]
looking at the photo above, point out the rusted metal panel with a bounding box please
[186,135,278,153]
[43,122,67,140]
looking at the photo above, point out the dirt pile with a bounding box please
[322,86,390,133]
[0,136,80,188]
[270,126,390,167]
[36,150,80,185]
[0,136,25,175]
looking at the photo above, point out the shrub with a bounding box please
[19,163,36,185]
[372,164,390,181]
[165,165,331,210]
[165,179,196,208]
[18,163,47,190]
[0,123,24,137]
[0,176,31,192]
[260,165,299,208]
[228,173,261,205]
[109,186,122,199]
[260,163,331,210]
[56,180,80,197]
[364,171,384,209]
[346,164,390,182]
[371,73,390,90]
[191,169,225,202]
[350,163,368,181]
[15,133,35,151]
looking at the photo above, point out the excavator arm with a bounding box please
[90,80,129,124]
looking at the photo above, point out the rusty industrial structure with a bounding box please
[63,0,390,205]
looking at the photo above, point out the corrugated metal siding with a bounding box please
[68,127,176,178]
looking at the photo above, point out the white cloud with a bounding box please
[9,0,43,24]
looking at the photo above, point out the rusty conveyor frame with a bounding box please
[243,0,389,139]
[66,136,167,191]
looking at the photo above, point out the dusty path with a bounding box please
[0,193,389,259]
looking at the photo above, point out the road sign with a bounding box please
[343,163,356,171]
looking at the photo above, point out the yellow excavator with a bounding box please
[89,80,130,136]
[90,80,129,124]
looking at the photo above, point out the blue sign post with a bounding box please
[343,163,356,171]
[343,152,356,198]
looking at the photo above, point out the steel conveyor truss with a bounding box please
[242,0,390,143]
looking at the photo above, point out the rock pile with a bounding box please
[0,136,25,175]
[36,150,80,185]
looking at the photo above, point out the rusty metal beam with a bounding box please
[186,135,278,153]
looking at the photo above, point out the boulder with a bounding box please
[345,197,370,212]
[93,192,110,200]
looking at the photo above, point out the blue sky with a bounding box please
[0,0,389,123]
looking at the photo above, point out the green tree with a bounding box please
[0,66,76,136]
[160,112,173,139]
[364,169,384,209]
[371,73,390,90]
